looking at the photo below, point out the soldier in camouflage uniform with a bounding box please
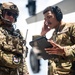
[41,6,75,75]
[0,2,29,75]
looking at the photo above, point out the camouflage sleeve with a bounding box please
[23,60,30,75]
[19,59,30,75]
[0,28,6,46]
[19,45,29,75]
[64,24,75,60]
[23,46,29,75]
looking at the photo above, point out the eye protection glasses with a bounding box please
[6,11,18,19]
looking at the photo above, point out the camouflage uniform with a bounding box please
[0,25,29,75]
[48,22,75,75]
[0,2,29,75]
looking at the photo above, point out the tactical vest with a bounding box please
[0,27,23,68]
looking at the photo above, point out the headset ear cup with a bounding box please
[54,6,63,21]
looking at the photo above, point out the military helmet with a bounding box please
[2,2,19,16]
[0,2,19,23]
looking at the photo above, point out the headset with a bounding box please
[52,6,63,21]
[43,6,63,21]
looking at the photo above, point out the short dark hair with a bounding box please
[43,6,63,21]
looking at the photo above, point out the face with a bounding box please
[44,11,60,29]
[3,11,17,23]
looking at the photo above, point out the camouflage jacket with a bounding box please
[0,25,29,74]
[0,27,23,68]
[48,22,75,75]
